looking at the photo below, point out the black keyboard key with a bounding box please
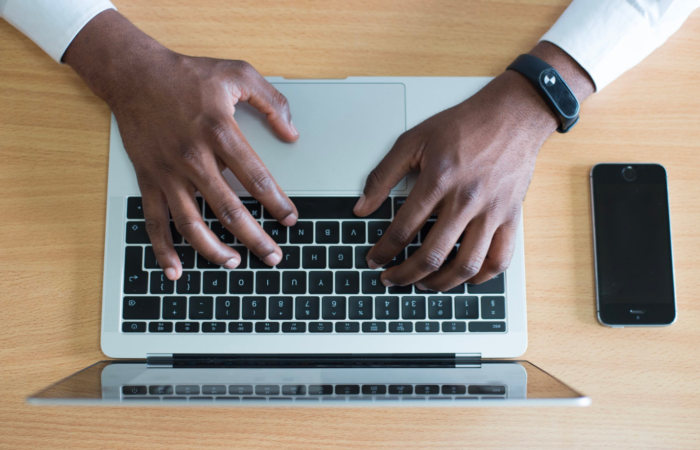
[149,271,174,294]
[229,385,253,395]
[468,273,505,294]
[407,245,420,258]
[309,271,333,294]
[250,253,275,269]
[255,322,280,333]
[348,296,372,320]
[197,253,220,269]
[362,385,387,395]
[335,271,359,294]
[385,249,406,268]
[269,296,293,320]
[442,321,466,332]
[443,283,466,294]
[123,385,147,395]
[295,297,320,320]
[282,322,306,333]
[144,246,160,269]
[276,246,300,269]
[389,284,412,294]
[419,221,435,242]
[335,322,359,333]
[322,296,346,320]
[229,322,253,333]
[216,296,240,320]
[163,296,186,319]
[308,384,333,395]
[282,385,307,395]
[388,385,413,395]
[329,246,353,269]
[175,385,200,395]
[268,197,390,220]
[127,197,144,219]
[416,321,440,332]
[315,221,339,244]
[416,385,440,395]
[210,221,235,244]
[149,385,174,395]
[302,246,326,269]
[123,297,160,320]
[368,221,391,244]
[203,271,227,294]
[455,296,479,319]
[126,221,150,244]
[375,296,399,319]
[204,199,216,219]
[336,385,360,395]
[202,322,226,333]
[308,322,333,333]
[354,246,372,269]
[230,246,248,269]
[256,271,280,294]
[149,321,173,333]
[282,271,306,294]
[362,321,386,333]
[468,385,506,395]
[481,296,506,319]
[289,221,313,243]
[428,296,452,319]
[442,385,467,395]
[173,246,195,268]
[263,221,287,244]
[242,296,266,320]
[189,296,213,320]
[122,322,146,332]
[230,271,254,294]
[401,296,426,319]
[362,271,386,294]
[176,271,200,294]
[202,385,227,395]
[389,321,413,332]
[175,322,200,333]
[124,246,147,294]
[342,222,366,244]
[240,197,262,219]
[255,385,280,395]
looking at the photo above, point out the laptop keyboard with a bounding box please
[122,196,507,334]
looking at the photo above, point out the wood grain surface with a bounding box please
[1,1,699,448]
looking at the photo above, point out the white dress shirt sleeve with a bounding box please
[0,0,116,63]
[541,0,700,91]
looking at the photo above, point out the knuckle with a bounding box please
[247,170,276,198]
[455,260,482,280]
[173,216,202,238]
[365,166,386,190]
[144,218,167,238]
[385,225,414,249]
[487,256,511,275]
[417,250,445,273]
[455,185,482,207]
[178,145,203,167]
[232,60,256,77]
[272,90,290,113]
[218,203,248,229]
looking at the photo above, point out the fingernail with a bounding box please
[354,194,366,214]
[367,259,382,270]
[381,278,394,287]
[415,282,428,291]
[164,267,178,280]
[290,120,299,136]
[223,257,240,269]
[281,212,297,227]
[263,252,282,267]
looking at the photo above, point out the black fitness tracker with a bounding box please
[507,54,580,133]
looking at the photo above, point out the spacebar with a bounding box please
[264,197,392,219]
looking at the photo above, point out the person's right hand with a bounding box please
[64,10,299,280]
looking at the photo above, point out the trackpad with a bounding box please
[228,83,406,193]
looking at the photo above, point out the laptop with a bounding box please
[28,77,589,407]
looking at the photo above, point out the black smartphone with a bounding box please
[590,163,676,327]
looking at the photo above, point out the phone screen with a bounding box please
[591,164,675,325]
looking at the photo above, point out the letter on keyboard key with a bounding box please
[362,271,386,294]
[230,271,254,294]
[126,221,150,244]
[256,271,280,294]
[123,297,160,320]
[289,221,313,243]
[309,271,333,294]
[176,271,201,294]
[282,271,306,294]
[263,221,287,244]
[144,246,160,269]
[315,221,340,244]
[342,222,366,244]
[354,246,372,269]
[368,221,391,244]
[302,246,327,269]
[329,246,353,269]
[295,297,320,320]
[334,271,359,294]
[468,273,505,294]
[277,246,301,269]
[124,246,148,294]
[203,271,227,294]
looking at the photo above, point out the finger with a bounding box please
[365,174,440,269]
[209,118,298,226]
[354,132,416,217]
[380,196,472,287]
[468,217,518,285]
[166,185,241,269]
[141,188,182,281]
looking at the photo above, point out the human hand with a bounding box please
[64,11,299,280]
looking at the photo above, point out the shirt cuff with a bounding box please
[1,0,116,63]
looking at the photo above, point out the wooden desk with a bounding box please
[1,1,699,448]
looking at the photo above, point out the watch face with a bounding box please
[539,69,579,118]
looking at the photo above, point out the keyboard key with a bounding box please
[401,296,426,319]
[255,322,280,333]
[169,222,183,244]
[123,297,160,320]
[362,321,386,333]
[229,322,253,333]
[175,385,200,395]
[148,385,174,395]
[250,253,274,269]
[469,321,506,332]
[308,385,333,395]
[124,247,147,294]
[362,271,386,294]
[189,296,213,320]
[322,296,346,320]
[315,221,339,244]
[202,385,227,395]
[368,221,391,244]
[442,321,466,332]
[308,322,333,333]
[202,322,226,333]
[443,283,466,294]
[256,271,280,294]
[282,385,307,395]
[163,297,187,320]
[242,297,266,320]
[126,221,150,244]
[227,246,248,269]
[229,385,253,395]
[197,253,221,269]
[216,296,240,320]
[229,271,254,294]
[354,246,372,269]
[335,271,359,294]
[174,246,195,268]
[336,385,360,395]
[389,284,412,294]
[263,221,287,244]
[342,222,366,244]
[416,385,440,395]
[277,246,300,269]
[122,385,147,395]
[455,296,479,319]
[175,322,200,333]
[127,197,144,219]
[468,273,505,294]
[389,321,413,332]
[269,296,293,320]
[302,246,326,269]
[144,246,160,269]
[385,249,406,268]
[210,221,235,243]
[203,271,227,294]
[468,385,506,395]
[329,246,353,269]
[309,271,333,294]
[442,385,467,395]
[375,296,399,319]
[255,385,280,395]
[428,296,452,319]
[295,297,320,320]
[240,197,262,219]
[282,271,306,294]
[416,321,440,332]
[122,322,146,332]
[388,385,413,395]
[282,322,306,333]
[149,271,174,295]
[419,221,435,242]
[149,321,173,333]
[362,385,387,395]
[335,322,359,332]
[348,296,372,320]
[289,221,313,243]
[481,296,506,319]
[269,197,390,220]
[176,271,201,294]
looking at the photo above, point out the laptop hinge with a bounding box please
[455,353,482,368]
[147,354,174,368]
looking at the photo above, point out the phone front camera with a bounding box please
[621,166,637,181]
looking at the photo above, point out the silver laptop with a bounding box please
[28,77,588,407]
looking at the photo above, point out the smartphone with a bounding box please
[590,163,676,327]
